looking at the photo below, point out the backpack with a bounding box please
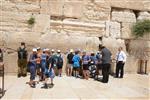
[57,55,63,67]
[67,53,74,64]
[18,47,27,59]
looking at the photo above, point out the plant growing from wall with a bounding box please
[132,19,150,37]
[27,17,35,27]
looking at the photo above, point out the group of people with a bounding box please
[17,42,63,88]
[0,42,127,89]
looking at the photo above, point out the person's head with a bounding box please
[82,51,86,55]
[99,44,105,50]
[91,52,95,56]
[37,47,41,52]
[118,47,123,51]
[20,42,25,48]
[32,48,37,54]
[75,50,80,55]
[70,49,74,53]
[45,48,50,54]
[57,50,61,54]
[43,49,46,53]
[51,49,55,54]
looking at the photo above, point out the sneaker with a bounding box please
[30,84,36,88]
[41,83,48,89]
[50,83,54,86]
[22,74,27,77]
[17,74,21,78]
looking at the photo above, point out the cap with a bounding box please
[51,49,55,52]
[57,50,61,53]
[32,48,37,52]
[70,49,74,52]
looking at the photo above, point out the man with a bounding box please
[56,50,63,77]
[66,49,74,76]
[101,46,112,83]
[17,42,28,77]
[28,48,37,88]
[115,47,127,78]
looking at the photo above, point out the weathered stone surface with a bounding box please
[49,0,64,17]
[106,21,121,38]
[64,1,84,19]
[50,19,105,37]
[102,37,126,55]
[137,11,150,20]
[121,23,133,39]
[83,2,111,21]
[40,0,51,14]
[112,10,136,23]
[32,14,50,33]
[109,0,150,11]
[0,0,150,73]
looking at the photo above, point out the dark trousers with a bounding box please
[102,63,110,83]
[30,66,36,80]
[116,61,125,78]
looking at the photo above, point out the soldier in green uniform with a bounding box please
[17,42,28,77]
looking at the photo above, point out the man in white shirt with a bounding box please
[115,47,127,78]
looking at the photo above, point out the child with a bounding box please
[28,48,37,88]
[41,52,55,89]
[72,50,81,78]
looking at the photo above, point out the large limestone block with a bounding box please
[39,32,101,52]
[63,1,83,19]
[109,0,150,11]
[40,0,51,15]
[16,3,40,13]
[83,2,111,21]
[0,0,17,11]
[4,52,18,73]
[105,21,121,38]
[124,56,139,73]
[49,0,64,16]
[102,37,126,55]
[137,11,150,20]
[32,14,50,33]
[121,23,133,39]
[112,10,136,23]
[128,39,150,73]
[50,19,105,37]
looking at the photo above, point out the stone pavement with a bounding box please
[0,74,150,100]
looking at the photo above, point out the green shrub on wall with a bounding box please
[27,17,35,26]
[132,19,150,37]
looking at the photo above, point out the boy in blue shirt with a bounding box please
[72,50,81,78]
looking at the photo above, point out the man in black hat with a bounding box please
[100,45,112,83]
[17,42,28,77]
